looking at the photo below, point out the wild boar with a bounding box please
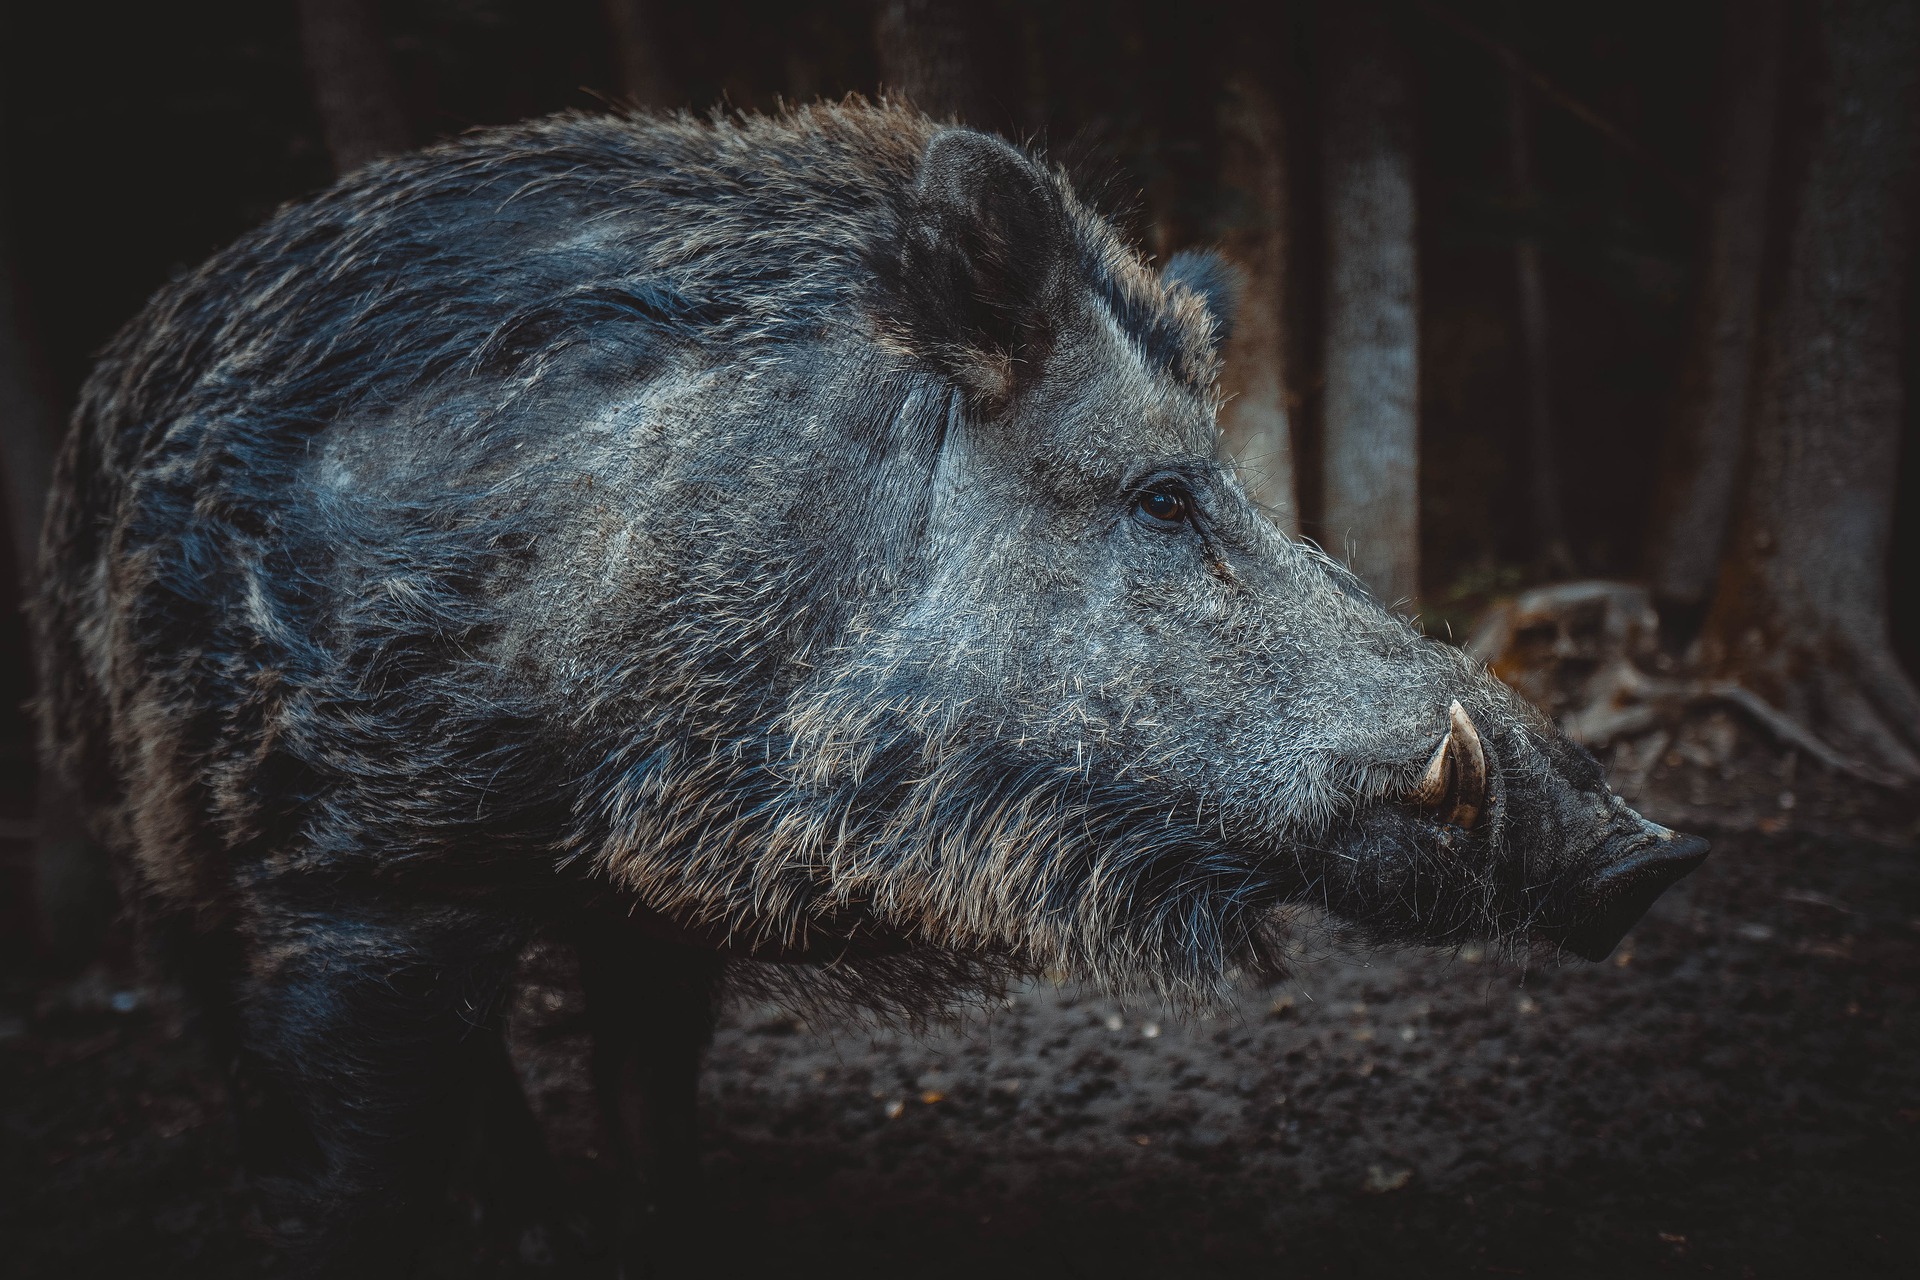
[33,101,1705,1271]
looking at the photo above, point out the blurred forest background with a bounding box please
[2,0,1918,962]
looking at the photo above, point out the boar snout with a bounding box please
[1549,828,1710,961]
[1375,696,1710,963]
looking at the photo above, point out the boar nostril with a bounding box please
[1558,832,1711,961]
[1410,700,1487,830]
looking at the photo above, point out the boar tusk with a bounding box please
[1412,728,1455,807]
[1412,700,1488,829]
[1444,700,1487,828]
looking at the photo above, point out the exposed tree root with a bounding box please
[1469,581,1915,790]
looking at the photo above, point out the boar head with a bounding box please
[581,122,1705,998]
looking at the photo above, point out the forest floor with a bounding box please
[2,724,1917,1279]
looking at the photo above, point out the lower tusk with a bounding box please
[1413,730,1454,807]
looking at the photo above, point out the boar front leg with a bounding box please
[464,1027,601,1267]
[575,923,724,1272]
[240,890,529,1277]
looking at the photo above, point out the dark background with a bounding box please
[0,2,1916,1275]
[5,0,1915,602]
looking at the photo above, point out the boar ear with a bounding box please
[884,128,1071,404]
[1162,249,1239,347]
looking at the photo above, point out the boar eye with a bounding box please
[1135,485,1191,529]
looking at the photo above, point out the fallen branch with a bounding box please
[1472,580,1909,790]
[1563,658,1905,789]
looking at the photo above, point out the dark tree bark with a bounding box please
[873,0,985,123]
[1698,0,1920,783]
[1649,0,1789,621]
[3,177,111,962]
[1319,0,1420,605]
[295,0,411,176]
[0,238,53,586]
[1504,61,1572,575]
[1215,64,1300,533]
[1016,6,1052,137]
[603,0,679,109]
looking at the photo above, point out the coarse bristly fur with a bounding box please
[33,99,1699,1264]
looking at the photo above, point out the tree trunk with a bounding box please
[1215,65,1300,533]
[295,0,411,176]
[873,0,985,124]
[1649,0,1789,624]
[603,0,679,109]
[1698,0,1920,783]
[1505,62,1572,575]
[1016,6,1052,137]
[2,187,112,964]
[0,244,53,586]
[1319,0,1420,605]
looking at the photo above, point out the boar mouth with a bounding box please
[1544,830,1711,961]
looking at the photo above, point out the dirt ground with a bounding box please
[3,735,1917,1278]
